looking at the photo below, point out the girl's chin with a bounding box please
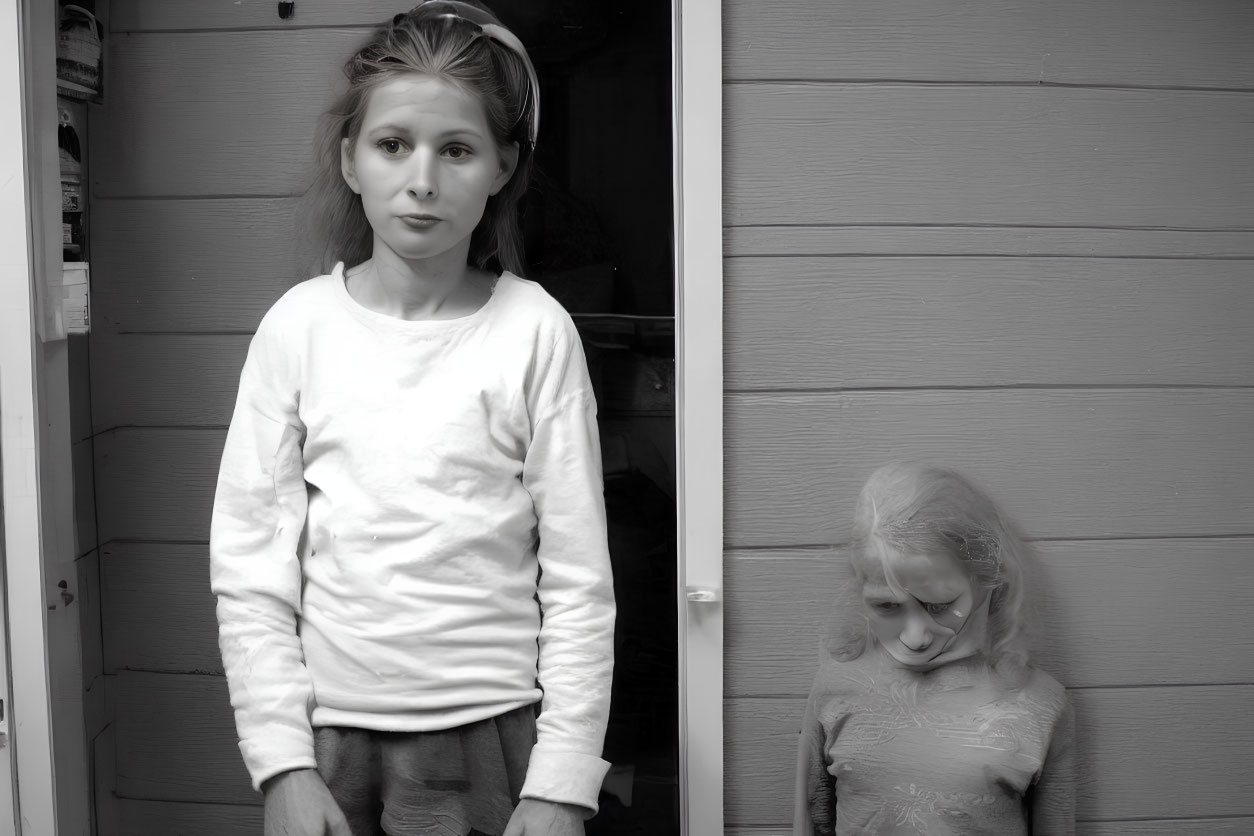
[881,643,960,671]
[894,656,944,671]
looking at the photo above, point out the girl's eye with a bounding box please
[444,145,471,160]
[925,601,953,616]
[871,602,900,612]
[378,139,405,155]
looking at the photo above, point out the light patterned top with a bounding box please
[794,651,1075,835]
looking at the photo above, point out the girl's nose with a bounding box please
[899,616,933,651]
[406,151,438,199]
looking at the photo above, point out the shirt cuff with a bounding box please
[240,728,318,793]
[520,748,611,816]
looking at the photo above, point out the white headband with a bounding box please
[419,1,541,145]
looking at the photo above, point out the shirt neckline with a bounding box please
[331,261,509,335]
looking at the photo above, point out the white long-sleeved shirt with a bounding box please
[209,264,615,813]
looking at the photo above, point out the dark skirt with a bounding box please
[313,703,538,836]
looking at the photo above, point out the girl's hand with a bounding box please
[262,768,353,836]
[503,798,586,836]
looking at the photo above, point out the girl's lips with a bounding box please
[897,641,947,661]
[400,215,441,229]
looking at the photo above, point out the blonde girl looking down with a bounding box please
[795,462,1075,835]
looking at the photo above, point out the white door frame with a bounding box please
[674,1,723,833]
[1,0,96,832]
[0,0,59,831]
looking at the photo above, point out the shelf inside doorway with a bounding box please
[574,314,674,354]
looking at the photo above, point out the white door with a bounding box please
[0,0,59,824]
[1,0,91,833]
[674,1,724,833]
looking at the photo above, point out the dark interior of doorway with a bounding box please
[498,0,679,831]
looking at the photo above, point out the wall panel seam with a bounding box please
[724,683,1254,697]
[722,223,1254,231]
[722,79,1254,94]
[724,253,1254,261]
[724,385,1254,394]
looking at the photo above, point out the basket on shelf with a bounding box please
[57,5,103,100]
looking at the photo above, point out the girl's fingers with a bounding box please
[501,808,526,836]
[326,813,354,836]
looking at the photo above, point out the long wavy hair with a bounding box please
[302,0,536,276]
[830,461,1037,672]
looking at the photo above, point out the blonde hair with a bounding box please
[832,461,1036,671]
[301,0,536,276]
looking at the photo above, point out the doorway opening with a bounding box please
[513,1,679,830]
[38,1,683,834]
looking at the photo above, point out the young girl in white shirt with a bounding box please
[209,4,614,834]
[795,462,1075,835]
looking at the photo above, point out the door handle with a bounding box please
[48,579,75,610]
[685,586,719,603]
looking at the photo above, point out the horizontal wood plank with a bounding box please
[102,544,222,675]
[725,686,1254,824]
[724,539,1254,695]
[111,799,261,836]
[725,389,1254,547]
[724,85,1254,229]
[94,429,225,544]
[113,672,253,804]
[1080,823,1254,836]
[728,819,1254,835]
[93,30,356,197]
[724,0,1254,88]
[725,256,1254,389]
[723,226,1254,259]
[90,199,307,333]
[1078,822,1254,836]
[91,334,250,431]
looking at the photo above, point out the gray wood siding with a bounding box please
[724,0,1254,88]
[724,86,1254,229]
[722,0,1254,832]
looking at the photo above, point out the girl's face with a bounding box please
[859,548,988,671]
[341,73,518,271]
